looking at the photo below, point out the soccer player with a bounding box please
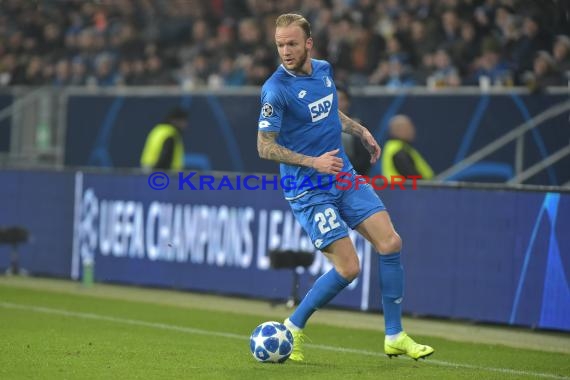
[257,13,434,362]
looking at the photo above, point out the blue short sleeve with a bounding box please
[258,85,285,133]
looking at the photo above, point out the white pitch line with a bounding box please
[1,301,568,380]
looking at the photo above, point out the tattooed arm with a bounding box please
[338,110,381,163]
[257,131,344,174]
[257,131,314,167]
[339,110,366,138]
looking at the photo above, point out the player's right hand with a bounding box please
[312,148,343,174]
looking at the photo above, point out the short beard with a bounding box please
[289,48,310,74]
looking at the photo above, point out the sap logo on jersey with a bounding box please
[308,93,333,122]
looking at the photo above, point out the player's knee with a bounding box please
[337,262,360,281]
[376,233,402,254]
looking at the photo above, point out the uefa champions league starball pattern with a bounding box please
[249,321,294,363]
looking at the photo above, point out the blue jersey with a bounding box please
[258,59,353,199]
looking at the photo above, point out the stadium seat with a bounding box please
[185,153,212,171]
[269,249,315,308]
[0,226,29,275]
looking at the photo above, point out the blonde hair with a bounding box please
[275,13,311,38]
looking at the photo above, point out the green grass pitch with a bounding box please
[0,277,569,380]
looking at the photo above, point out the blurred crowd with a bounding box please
[0,0,569,89]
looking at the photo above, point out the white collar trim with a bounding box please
[280,64,297,77]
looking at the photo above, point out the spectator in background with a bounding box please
[144,54,174,85]
[473,5,493,37]
[382,115,434,180]
[370,56,416,89]
[179,51,215,88]
[20,56,45,86]
[69,56,87,86]
[1,0,569,89]
[370,32,416,87]
[325,15,355,84]
[453,20,480,77]
[522,51,565,92]
[409,20,437,68]
[428,48,461,87]
[40,23,65,59]
[347,23,385,86]
[87,53,119,87]
[140,107,188,171]
[414,52,435,85]
[471,37,513,87]
[338,85,372,175]
[494,5,516,47]
[384,35,412,66]
[510,15,550,76]
[217,55,246,86]
[552,35,570,77]
[129,58,148,86]
[438,9,461,52]
[0,54,17,86]
[177,19,212,65]
[52,59,70,86]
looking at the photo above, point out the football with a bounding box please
[249,321,294,363]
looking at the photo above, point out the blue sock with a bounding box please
[379,252,404,335]
[289,268,351,328]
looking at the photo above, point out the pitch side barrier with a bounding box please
[0,168,568,331]
[1,86,568,185]
[47,86,570,186]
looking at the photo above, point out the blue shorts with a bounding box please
[288,178,385,250]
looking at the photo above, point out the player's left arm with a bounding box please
[257,130,343,174]
[338,110,381,163]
